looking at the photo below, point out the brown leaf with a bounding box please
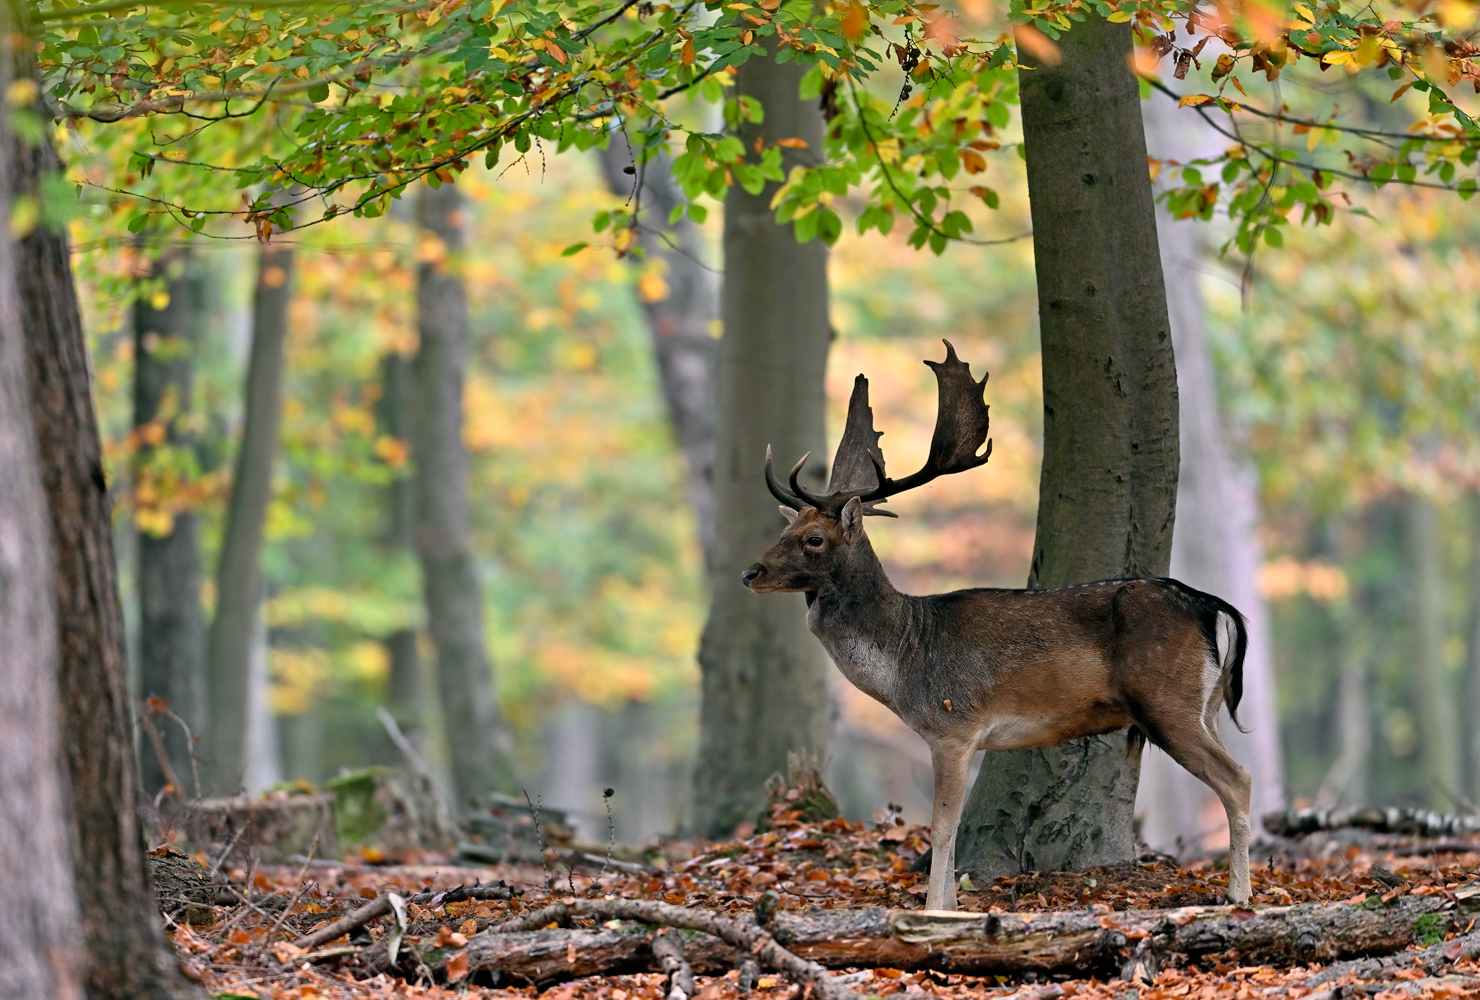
[447,949,471,982]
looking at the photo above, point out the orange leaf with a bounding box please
[959,149,986,173]
[681,39,696,65]
[776,137,809,148]
[446,950,470,983]
[840,0,868,42]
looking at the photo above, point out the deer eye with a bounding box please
[806,535,825,548]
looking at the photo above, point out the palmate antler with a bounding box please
[766,340,992,518]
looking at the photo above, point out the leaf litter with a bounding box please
[178,801,1480,1000]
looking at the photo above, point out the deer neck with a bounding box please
[806,535,909,707]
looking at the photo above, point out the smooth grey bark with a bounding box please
[385,626,423,744]
[134,247,207,798]
[205,240,292,793]
[414,179,513,806]
[1468,494,1480,803]
[377,351,416,550]
[1404,493,1461,808]
[598,143,719,567]
[243,611,282,794]
[12,27,205,994]
[693,50,833,835]
[1317,602,1371,806]
[955,14,1178,877]
[1137,92,1284,853]
[0,31,83,988]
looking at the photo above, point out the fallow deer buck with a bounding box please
[741,341,1253,912]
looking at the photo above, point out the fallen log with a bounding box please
[1287,924,1480,994]
[429,890,1478,986]
[1264,807,1480,839]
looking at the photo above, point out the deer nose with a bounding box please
[741,564,764,587]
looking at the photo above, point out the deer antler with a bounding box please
[765,340,990,518]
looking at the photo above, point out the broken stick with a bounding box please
[650,928,695,1000]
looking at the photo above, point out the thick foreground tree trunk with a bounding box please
[694,50,833,835]
[452,894,1474,985]
[0,39,84,989]
[1137,92,1284,853]
[134,246,207,797]
[414,179,512,806]
[598,143,719,567]
[1404,493,1461,809]
[205,240,293,793]
[12,51,205,1000]
[956,14,1177,877]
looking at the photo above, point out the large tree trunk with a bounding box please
[205,240,292,793]
[11,37,205,1000]
[413,179,512,806]
[955,14,1178,877]
[693,51,833,835]
[133,246,207,798]
[0,31,84,988]
[1136,93,1284,853]
[598,143,719,567]
[1404,493,1461,809]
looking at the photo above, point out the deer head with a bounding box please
[741,340,991,593]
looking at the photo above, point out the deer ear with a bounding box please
[839,496,864,540]
[779,505,800,524]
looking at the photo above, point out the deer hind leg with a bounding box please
[1151,711,1252,903]
[925,740,975,912]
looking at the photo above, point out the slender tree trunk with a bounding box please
[413,179,512,806]
[694,50,833,835]
[1467,493,1480,804]
[1136,92,1283,853]
[134,247,207,797]
[598,143,719,567]
[1404,493,1461,808]
[1317,598,1370,806]
[11,29,205,997]
[0,26,84,988]
[205,240,292,793]
[956,14,1178,877]
[377,350,416,550]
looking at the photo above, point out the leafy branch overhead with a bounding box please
[34,0,1480,253]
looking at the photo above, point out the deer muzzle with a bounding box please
[740,564,765,589]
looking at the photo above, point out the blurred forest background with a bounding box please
[68,27,1480,856]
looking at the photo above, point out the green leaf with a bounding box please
[561,242,588,256]
[126,213,149,234]
[308,81,330,103]
[1262,226,1283,248]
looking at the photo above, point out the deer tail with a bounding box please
[1212,599,1249,733]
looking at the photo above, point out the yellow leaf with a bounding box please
[1106,9,1131,21]
[1178,94,1215,107]
[1322,50,1352,66]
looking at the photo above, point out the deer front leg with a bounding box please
[926,741,975,912]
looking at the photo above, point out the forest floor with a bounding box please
[176,805,1480,1000]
